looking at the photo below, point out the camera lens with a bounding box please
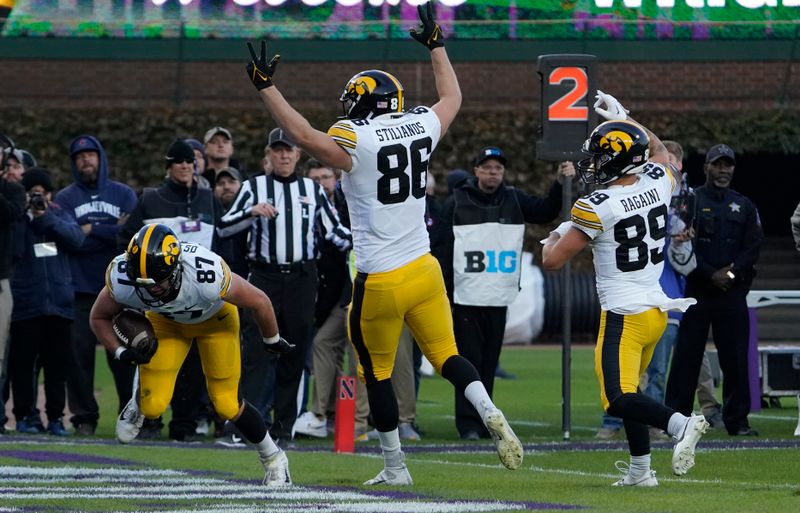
[30,194,46,210]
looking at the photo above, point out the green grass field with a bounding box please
[2,345,799,513]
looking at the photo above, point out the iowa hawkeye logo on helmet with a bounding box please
[598,130,635,153]
[339,70,404,120]
[577,120,649,185]
[126,223,183,306]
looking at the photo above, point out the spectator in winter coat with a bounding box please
[55,135,138,435]
[8,167,85,436]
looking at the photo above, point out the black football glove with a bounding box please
[246,40,281,90]
[410,1,444,51]
[263,336,295,355]
[116,347,154,366]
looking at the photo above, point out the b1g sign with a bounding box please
[463,250,517,274]
[536,54,598,162]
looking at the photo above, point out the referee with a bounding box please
[218,128,351,443]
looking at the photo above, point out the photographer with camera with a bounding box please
[6,167,85,436]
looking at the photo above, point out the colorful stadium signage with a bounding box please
[143,0,800,8]
[594,0,800,6]
[149,0,468,6]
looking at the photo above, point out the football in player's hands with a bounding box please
[113,309,158,363]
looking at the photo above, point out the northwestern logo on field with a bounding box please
[463,250,517,273]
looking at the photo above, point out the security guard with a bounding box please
[433,147,569,439]
[665,144,763,436]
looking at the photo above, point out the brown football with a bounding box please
[112,309,156,352]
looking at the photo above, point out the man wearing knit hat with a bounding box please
[55,135,138,436]
[1,148,32,184]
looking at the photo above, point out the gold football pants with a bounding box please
[141,302,241,420]
[595,308,667,411]
[348,253,458,383]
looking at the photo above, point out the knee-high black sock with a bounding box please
[441,355,481,393]
[233,401,268,444]
[366,379,399,432]
[623,417,651,456]
[607,393,674,432]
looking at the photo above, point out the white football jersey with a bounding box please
[571,162,693,314]
[329,107,441,274]
[105,242,233,323]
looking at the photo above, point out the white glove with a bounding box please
[593,90,629,121]
[540,221,573,245]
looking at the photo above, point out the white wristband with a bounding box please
[114,346,127,360]
[263,333,280,344]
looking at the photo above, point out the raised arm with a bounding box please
[246,41,353,172]
[410,2,461,136]
[593,90,668,165]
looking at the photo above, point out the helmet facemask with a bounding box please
[130,263,183,307]
[125,224,183,307]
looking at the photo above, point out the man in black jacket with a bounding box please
[665,144,763,436]
[0,134,26,434]
[433,147,571,439]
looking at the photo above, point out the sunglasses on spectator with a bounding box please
[170,158,195,165]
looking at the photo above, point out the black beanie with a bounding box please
[165,139,196,168]
[22,167,54,192]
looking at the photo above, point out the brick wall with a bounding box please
[2,60,798,111]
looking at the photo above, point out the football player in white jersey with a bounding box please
[542,92,709,486]
[243,2,523,485]
[89,223,294,487]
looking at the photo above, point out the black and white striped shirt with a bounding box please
[217,174,351,265]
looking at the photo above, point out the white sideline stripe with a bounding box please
[0,477,223,485]
[404,454,800,490]
[4,493,527,513]
[99,503,526,513]
[0,465,528,512]
[0,486,367,500]
[750,413,798,421]
[0,466,186,477]
[440,415,550,428]
[527,465,800,489]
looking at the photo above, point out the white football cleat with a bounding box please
[363,464,413,486]
[672,414,709,476]
[611,461,659,487]
[293,411,327,438]
[116,397,144,444]
[261,449,292,487]
[485,409,524,470]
